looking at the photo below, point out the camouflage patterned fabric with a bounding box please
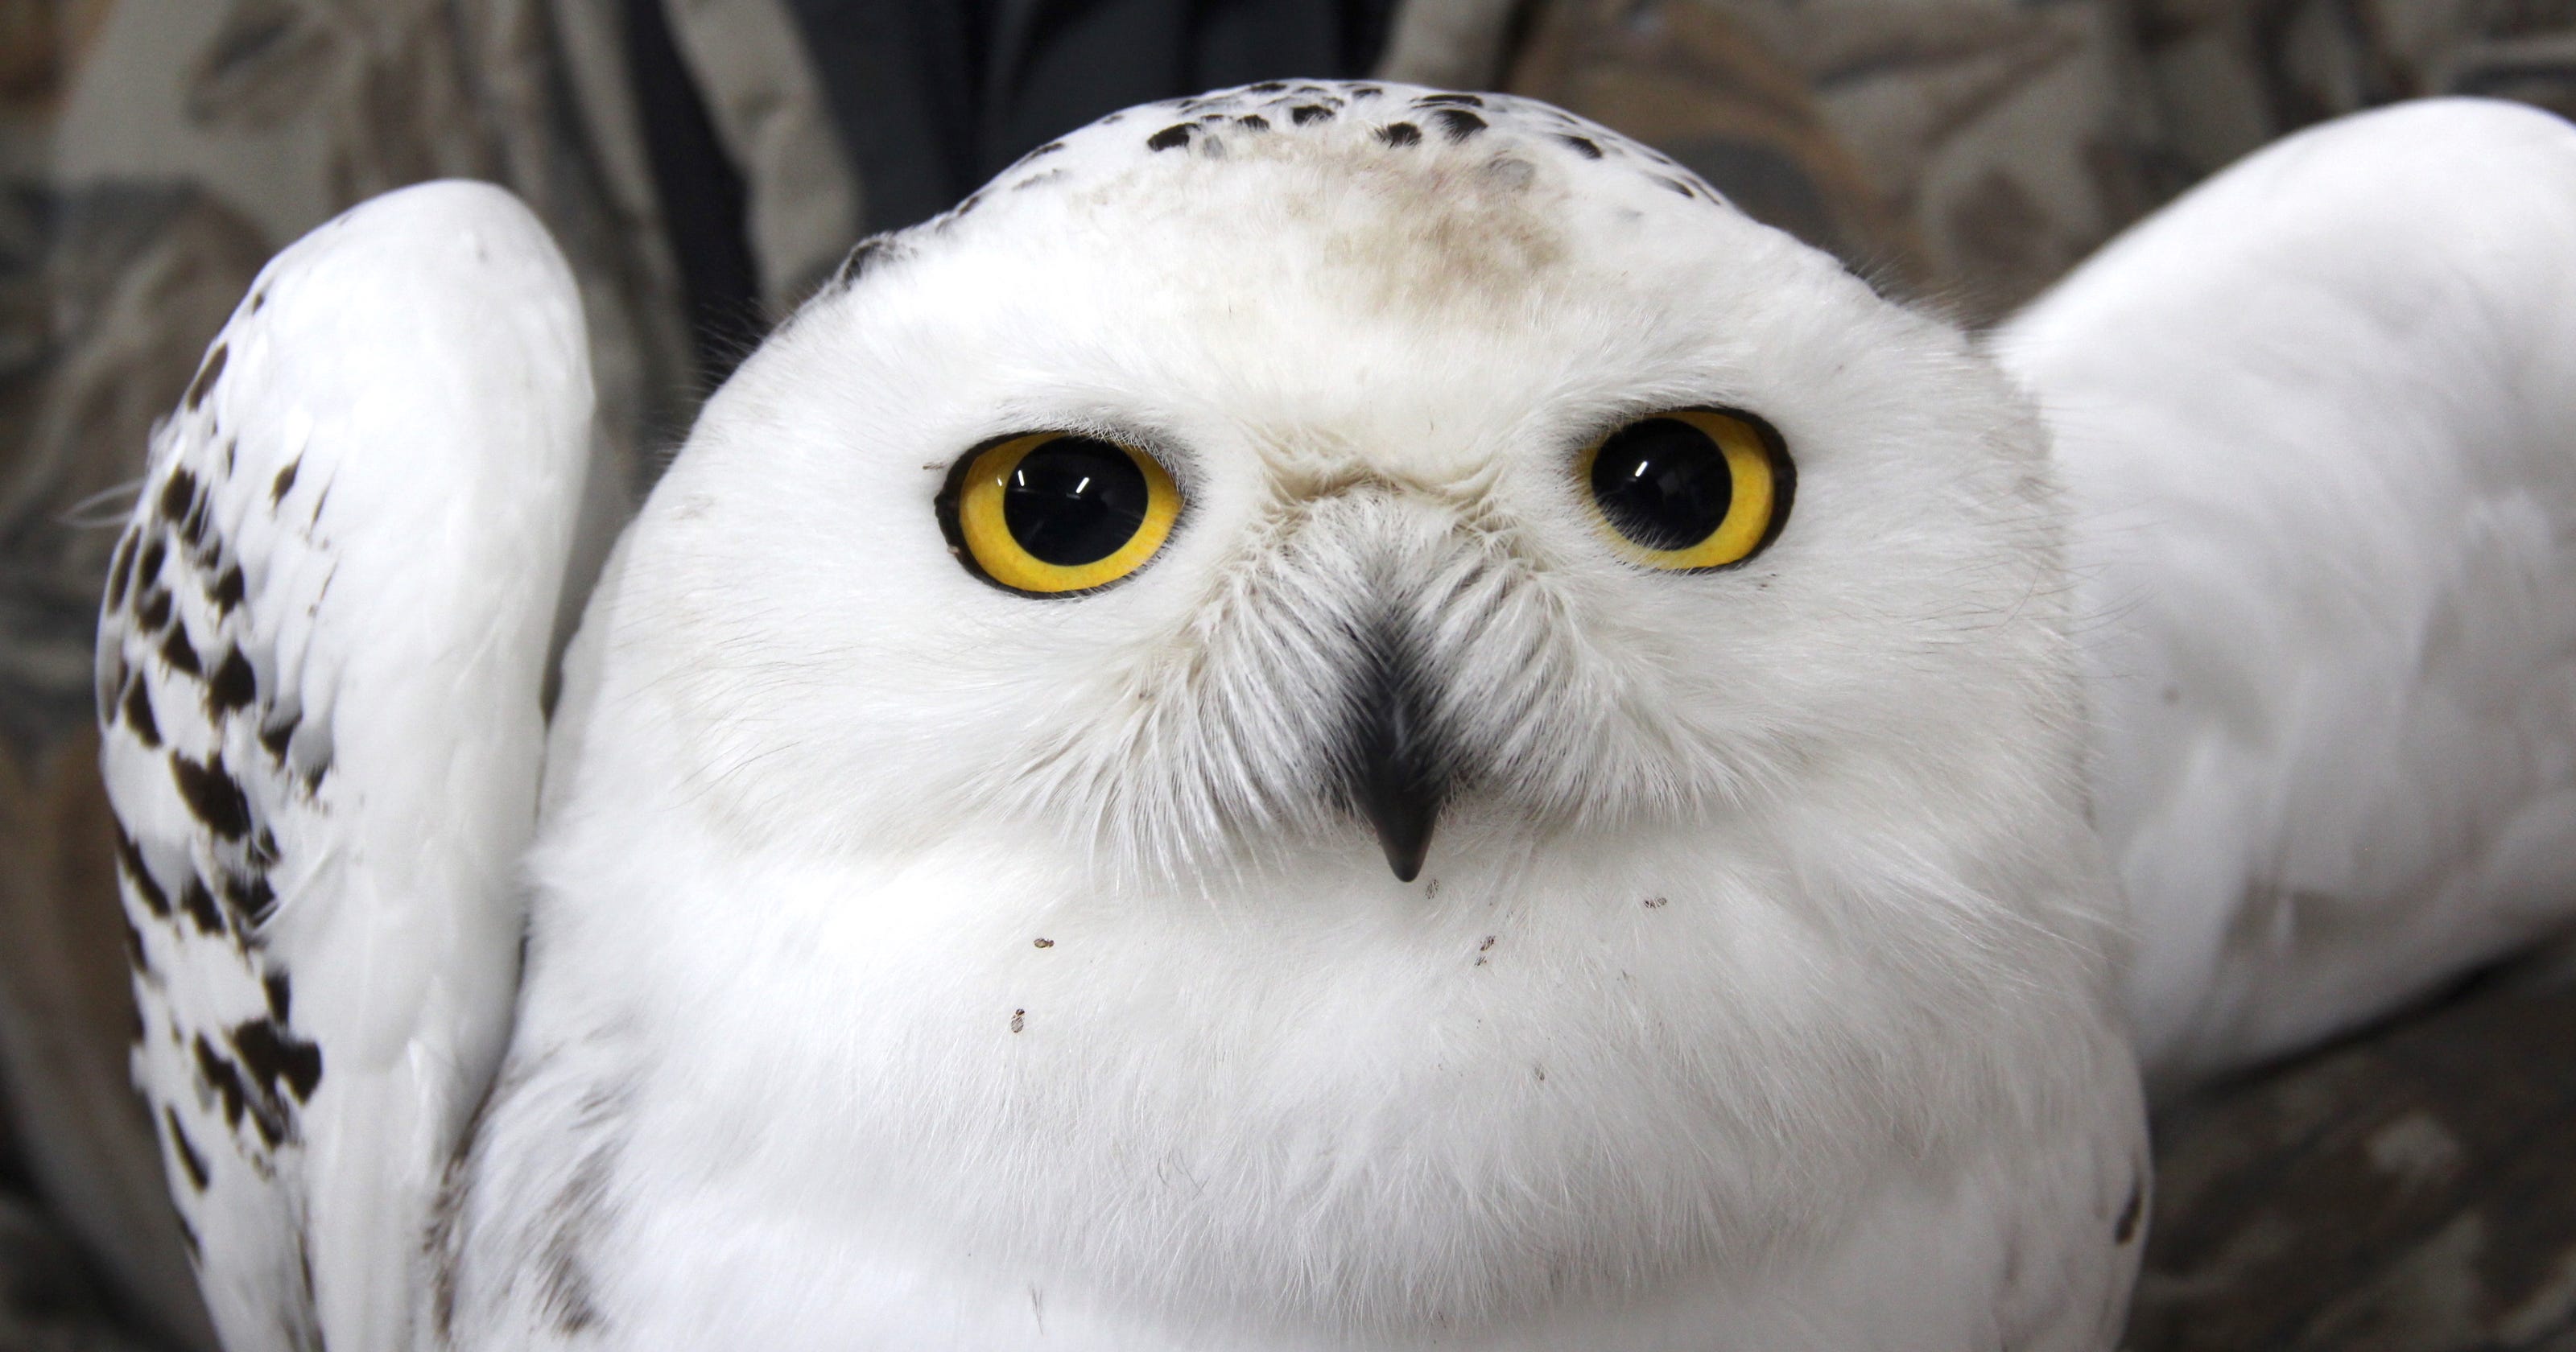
[1,2,2571,1346]
[2132,975,2576,1350]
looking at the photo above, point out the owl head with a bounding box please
[591,81,2083,902]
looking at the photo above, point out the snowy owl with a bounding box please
[93,83,2576,1352]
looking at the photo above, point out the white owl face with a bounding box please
[613,82,2079,889]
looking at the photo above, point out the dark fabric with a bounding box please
[785,0,1397,233]
[780,0,987,237]
[625,0,764,392]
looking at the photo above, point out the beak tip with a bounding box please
[1364,803,1436,884]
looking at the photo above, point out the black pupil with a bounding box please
[1590,418,1733,551]
[1002,437,1150,566]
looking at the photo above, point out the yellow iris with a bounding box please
[1579,408,1791,571]
[943,433,1182,596]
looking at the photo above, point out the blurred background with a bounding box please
[2,1,2574,1347]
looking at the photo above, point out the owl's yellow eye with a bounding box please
[938,433,1182,596]
[1580,409,1793,571]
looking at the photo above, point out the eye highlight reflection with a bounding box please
[939,433,1182,596]
[1579,409,1793,571]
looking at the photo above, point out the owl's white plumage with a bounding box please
[93,83,2575,1352]
[1995,98,2576,1082]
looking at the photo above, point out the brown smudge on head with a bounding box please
[1299,146,1572,324]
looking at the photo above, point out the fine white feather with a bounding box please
[95,180,596,1352]
[1994,98,2576,1082]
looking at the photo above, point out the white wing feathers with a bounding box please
[1995,99,2576,1083]
[95,181,596,1352]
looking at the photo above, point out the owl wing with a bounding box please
[95,181,597,1352]
[1991,98,2576,1084]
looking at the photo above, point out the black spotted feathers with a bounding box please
[99,320,328,1213]
[887,80,1727,248]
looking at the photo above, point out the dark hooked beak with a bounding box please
[1342,629,1447,882]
